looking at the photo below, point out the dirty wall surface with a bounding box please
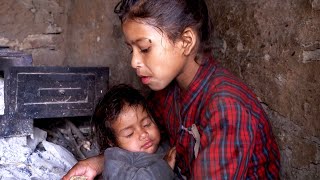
[0,0,140,89]
[0,0,319,179]
[207,0,319,179]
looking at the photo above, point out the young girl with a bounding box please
[93,84,176,180]
[64,0,280,179]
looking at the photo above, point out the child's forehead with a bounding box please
[121,104,147,114]
[113,105,151,127]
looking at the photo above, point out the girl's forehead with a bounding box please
[122,19,167,43]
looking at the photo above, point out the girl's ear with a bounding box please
[181,27,197,56]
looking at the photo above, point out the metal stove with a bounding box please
[0,47,109,137]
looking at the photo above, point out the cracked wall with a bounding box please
[207,0,320,179]
[0,0,319,179]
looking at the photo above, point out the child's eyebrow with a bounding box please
[118,115,152,133]
[141,116,156,125]
[119,125,133,133]
[140,116,150,122]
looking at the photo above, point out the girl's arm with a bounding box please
[192,95,279,179]
[193,98,257,179]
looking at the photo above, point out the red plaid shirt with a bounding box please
[148,57,280,179]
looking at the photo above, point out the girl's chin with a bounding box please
[147,82,168,91]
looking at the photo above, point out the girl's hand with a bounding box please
[62,155,104,180]
[164,147,176,169]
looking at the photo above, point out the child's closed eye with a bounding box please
[144,122,152,127]
[125,132,134,138]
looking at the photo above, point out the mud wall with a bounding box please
[206,0,319,179]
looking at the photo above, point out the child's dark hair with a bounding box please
[92,84,151,152]
[114,0,212,59]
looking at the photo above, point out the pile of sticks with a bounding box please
[36,118,100,160]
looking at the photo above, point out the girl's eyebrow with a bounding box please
[125,38,152,45]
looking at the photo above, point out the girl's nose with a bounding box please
[131,52,142,69]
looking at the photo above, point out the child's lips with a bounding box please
[141,140,153,149]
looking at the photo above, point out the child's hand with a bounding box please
[164,147,176,169]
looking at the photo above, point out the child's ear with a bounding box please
[107,138,114,147]
[181,27,197,56]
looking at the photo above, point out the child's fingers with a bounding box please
[165,147,175,159]
[164,147,176,169]
[169,147,176,158]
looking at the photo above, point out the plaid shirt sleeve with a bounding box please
[193,96,257,179]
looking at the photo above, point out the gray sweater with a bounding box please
[103,144,174,180]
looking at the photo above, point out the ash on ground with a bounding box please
[0,127,76,179]
[0,118,99,180]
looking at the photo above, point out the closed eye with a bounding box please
[140,47,150,53]
[125,132,134,138]
[144,122,152,127]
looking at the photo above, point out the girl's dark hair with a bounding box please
[92,84,150,152]
[114,0,212,58]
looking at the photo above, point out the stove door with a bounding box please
[8,66,109,119]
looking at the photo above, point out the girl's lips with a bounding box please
[140,76,151,84]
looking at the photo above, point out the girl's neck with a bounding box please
[176,56,200,91]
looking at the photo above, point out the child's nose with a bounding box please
[139,130,148,140]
